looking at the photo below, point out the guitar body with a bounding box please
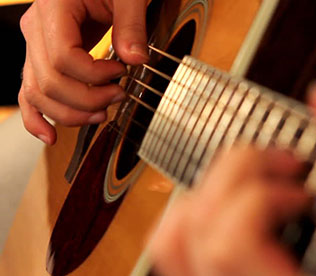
[1,0,316,275]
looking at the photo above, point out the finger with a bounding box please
[237,184,312,230]
[34,0,126,85]
[262,148,308,183]
[22,10,126,112]
[194,185,307,276]
[149,196,197,276]
[264,186,311,224]
[22,57,108,127]
[112,0,149,65]
[19,86,56,145]
[196,147,263,198]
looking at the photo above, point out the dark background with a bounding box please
[0,3,31,105]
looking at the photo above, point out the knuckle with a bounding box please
[20,13,30,37]
[22,82,36,103]
[55,110,79,127]
[39,77,55,97]
[51,52,66,73]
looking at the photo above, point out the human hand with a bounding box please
[150,148,311,276]
[19,0,149,145]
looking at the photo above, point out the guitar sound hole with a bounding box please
[116,20,196,180]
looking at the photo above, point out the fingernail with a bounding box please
[111,92,126,104]
[38,134,50,145]
[130,44,149,60]
[88,112,107,124]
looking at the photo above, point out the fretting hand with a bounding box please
[150,147,311,276]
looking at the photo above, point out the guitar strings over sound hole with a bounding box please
[116,20,196,180]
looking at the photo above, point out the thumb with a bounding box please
[112,0,149,65]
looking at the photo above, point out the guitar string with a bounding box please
[117,78,308,147]
[109,100,310,179]
[103,46,311,171]
[123,45,308,124]
[122,69,308,140]
[111,73,309,160]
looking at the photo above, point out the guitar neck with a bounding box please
[139,56,316,190]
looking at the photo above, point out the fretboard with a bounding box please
[138,56,316,191]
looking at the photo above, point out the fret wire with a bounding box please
[236,96,272,145]
[120,97,315,188]
[214,84,251,151]
[124,59,316,186]
[125,62,306,130]
[113,100,251,170]
[252,103,275,145]
[276,114,301,149]
[105,48,316,187]
[252,103,281,148]
[124,52,310,125]
[192,83,251,180]
[146,59,193,163]
[220,91,258,151]
[153,59,199,166]
[148,86,249,171]
[291,120,309,148]
[181,79,239,184]
[139,62,194,161]
[230,94,261,148]
[127,70,312,158]
[184,75,232,182]
[162,61,209,174]
[257,106,288,148]
[169,71,227,183]
[171,64,216,179]
[175,74,235,181]
[185,88,258,185]
[139,65,183,161]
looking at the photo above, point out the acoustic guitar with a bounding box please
[1,0,316,275]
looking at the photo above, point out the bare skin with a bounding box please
[18,1,316,274]
[150,148,311,276]
[19,0,149,145]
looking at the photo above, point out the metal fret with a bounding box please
[256,104,285,148]
[180,79,239,183]
[142,60,190,162]
[138,56,316,188]
[164,64,210,175]
[221,87,259,150]
[239,96,273,145]
[155,61,194,160]
[160,61,205,171]
[276,115,301,148]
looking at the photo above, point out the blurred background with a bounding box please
[0,1,43,253]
